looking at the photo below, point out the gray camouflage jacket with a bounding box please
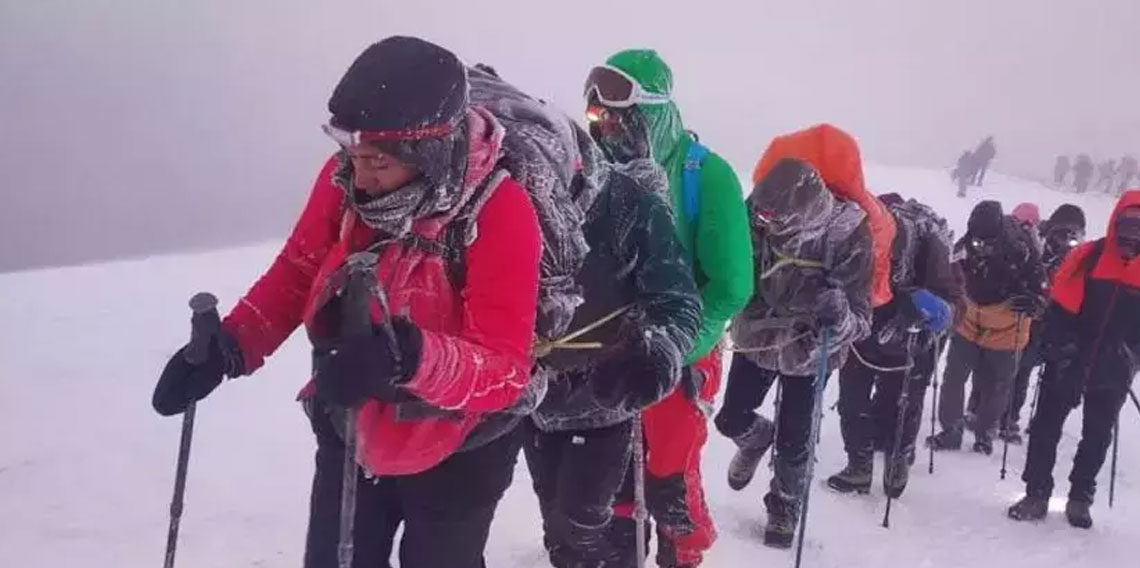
[730,159,873,377]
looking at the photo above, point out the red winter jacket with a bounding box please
[222,142,541,475]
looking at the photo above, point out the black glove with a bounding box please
[313,318,423,407]
[1010,294,1047,317]
[591,330,676,410]
[816,288,847,329]
[152,330,243,416]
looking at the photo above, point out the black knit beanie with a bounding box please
[968,200,1004,238]
[1047,203,1087,231]
[328,36,468,137]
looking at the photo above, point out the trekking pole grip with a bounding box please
[185,292,220,365]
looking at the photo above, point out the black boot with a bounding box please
[973,432,994,456]
[762,493,798,549]
[1065,500,1093,529]
[883,452,911,499]
[1007,494,1049,521]
[826,457,872,494]
[925,428,962,451]
[727,415,775,491]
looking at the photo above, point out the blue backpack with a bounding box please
[682,138,709,225]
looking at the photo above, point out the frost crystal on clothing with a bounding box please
[468,67,610,343]
[886,198,952,291]
[731,159,873,377]
[531,171,701,432]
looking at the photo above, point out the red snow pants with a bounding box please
[615,346,721,566]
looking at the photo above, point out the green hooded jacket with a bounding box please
[605,49,754,364]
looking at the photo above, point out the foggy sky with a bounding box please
[2,0,1138,272]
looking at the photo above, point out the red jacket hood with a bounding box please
[1051,189,1140,313]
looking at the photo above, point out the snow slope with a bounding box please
[1,167,1135,567]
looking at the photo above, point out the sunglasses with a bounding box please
[583,65,671,108]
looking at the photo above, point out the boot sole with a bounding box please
[826,479,871,495]
[1066,511,1093,529]
[1007,509,1048,522]
[763,532,794,549]
[728,478,752,491]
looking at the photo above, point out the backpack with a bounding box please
[459,68,609,344]
[885,198,952,291]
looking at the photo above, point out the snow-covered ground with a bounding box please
[1,166,1134,567]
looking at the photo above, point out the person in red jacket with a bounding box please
[151,37,542,568]
[1009,190,1140,529]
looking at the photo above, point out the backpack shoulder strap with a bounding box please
[682,140,710,225]
[441,169,514,290]
[1081,238,1106,277]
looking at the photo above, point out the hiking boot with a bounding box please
[925,429,962,451]
[727,416,775,491]
[1008,495,1049,521]
[1065,500,1093,529]
[826,458,873,494]
[973,433,994,456]
[762,493,798,549]
[883,452,911,499]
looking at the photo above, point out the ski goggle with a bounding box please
[583,65,671,108]
[321,121,452,148]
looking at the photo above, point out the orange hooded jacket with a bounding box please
[753,124,897,307]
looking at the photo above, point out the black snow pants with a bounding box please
[715,354,818,514]
[939,333,1018,438]
[302,400,522,568]
[1022,364,1132,503]
[524,419,634,567]
[839,345,934,464]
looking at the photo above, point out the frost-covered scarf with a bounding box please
[612,157,670,204]
[333,106,504,239]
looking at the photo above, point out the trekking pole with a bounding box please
[1027,366,1045,429]
[1129,388,1140,419]
[794,328,832,568]
[769,380,783,473]
[335,252,386,568]
[883,330,919,528]
[632,413,648,568]
[928,333,947,475]
[1000,314,1027,481]
[164,292,220,568]
[1110,418,1120,508]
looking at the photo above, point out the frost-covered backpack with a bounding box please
[460,67,608,346]
[885,197,952,290]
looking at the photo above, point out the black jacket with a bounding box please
[1045,237,1140,398]
[855,201,961,367]
[533,164,701,432]
[953,216,1046,307]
